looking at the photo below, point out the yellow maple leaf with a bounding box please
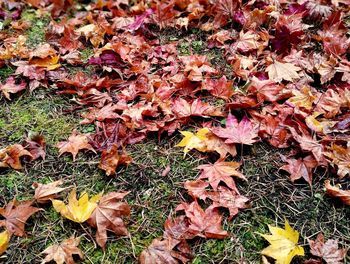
[0,230,10,256]
[260,219,304,264]
[52,189,101,223]
[176,128,210,154]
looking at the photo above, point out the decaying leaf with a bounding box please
[0,230,10,256]
[260,219,304,264]
[325,180,350,205]
[308,233,346,264]
[0,199,41,237]
[52,189,101,223]
[41,236,83,264]
[57,130,96,161]
[33,180,67,204]
[98,144,132,176]
[87,192,130,249]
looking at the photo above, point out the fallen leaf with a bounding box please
[308,233,346,264]
[0,144,33,170]
[212,114,259,145]
[33,180,67,204]
[197,160,246,191]
[176,201,228,239]
[176,128,209,155]
[87,192,130,249]
[260,219,304,264]
[98,144,132,176]
[57,130,96,161]
[325,180,350,205]
[266,60,301,82]
[325,144,350,178]
[0,76,27,100]
[0,200,41,237]
[0,230,10,256]
[208,186,249,219]
[280,155,318,186]
[41,236,83,264]
[52,189,101,223]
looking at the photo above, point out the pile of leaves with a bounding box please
[0,0,350,263]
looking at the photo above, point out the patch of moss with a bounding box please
[0,66,15,81]
[178,42,190,55]
[191,40,205,54]
[0,92,76,145]
[22,9,50,48]
[80,48,94,62]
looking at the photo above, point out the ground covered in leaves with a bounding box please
[0,0,350,264]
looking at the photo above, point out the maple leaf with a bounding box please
[260,219,304,264]
[325,144,350,178]
[139,238,182,264]
[308,233,346,264]
[231,30,261,53]
[57,130,96,161]
[202,76,234,100]
[0,144,33,170]
[0,230,10,256]
[176,128,209,155]
[172,98,223,119]
[0,200,41,237]
[41,236,83,264]
[266,60,301,82]
[33,180,67,204]
[280,155,318,186]
[198,160,246,191]
[212,114,259,145]
[324,180,350,205]
[290,128,325,164]
[176,201,228,239]
[52,189,101,223]
[98,144,132,176]
[87,192,130,249]
[0,76,27,100]
[208,186,249,219]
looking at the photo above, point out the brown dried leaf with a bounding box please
[197,160,246,191]
[41,236,83,264]
[98,144,132,176]
[57,130,95,161]
[33,180,66,204]
[0,200,41,237]
[309,233,346,264]
[87,192,130,249]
